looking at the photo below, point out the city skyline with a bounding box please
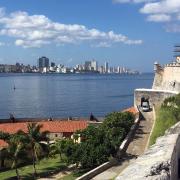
[0,57,139,74]
[0,1,179,71]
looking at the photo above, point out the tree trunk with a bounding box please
[15,166,20,180]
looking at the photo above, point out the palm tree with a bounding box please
[26,123,49,176]
[0,131,27,180]
[50,139,66,161]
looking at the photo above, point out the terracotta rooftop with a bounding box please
[0,120,88,134]
[122,107,139,115]
[0,140,8,149]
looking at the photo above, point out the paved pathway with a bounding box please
[37,165,74,180]
[92,110,154,180]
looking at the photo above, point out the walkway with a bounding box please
[37,165,75,180]
[92,110,154,180]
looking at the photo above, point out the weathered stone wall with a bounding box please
[152,70,163,89]
[116,133,180,180]
[134,89,178,108]
[116,121,180,180]
[153,66,180,91]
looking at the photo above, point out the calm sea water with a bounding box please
[0,73,153,119]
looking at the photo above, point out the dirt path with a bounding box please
[92,110,154,180]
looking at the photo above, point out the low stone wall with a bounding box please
[116,134,179,180]
[76,160,117,180]
[76,107,140,180]
[116,121,180,180]
[134,88,178,108]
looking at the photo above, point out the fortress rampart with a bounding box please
[134,89,178,108]
[153,63,180,91]
[116,123,180,180]
[134,57,180,107]
[128,54,180,180]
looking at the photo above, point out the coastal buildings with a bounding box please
[0,63,37,73]
[0,57,139,74]
[84,61,91,71]
[91,60,98,71]
[105,61,108,73]
[38,56,49,73]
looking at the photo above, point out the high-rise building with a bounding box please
[105,61,108,73]
[38,57,49,69]
[91,60,98,71]
[84,61,91,71]
[99,66,104,74]
[51,62,55,67]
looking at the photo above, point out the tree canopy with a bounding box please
[63,111,134,169]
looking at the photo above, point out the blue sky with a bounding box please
[0,0,180,71]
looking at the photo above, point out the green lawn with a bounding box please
[60,173,78,180]
[0,156,66,180]
[149,107,177,146]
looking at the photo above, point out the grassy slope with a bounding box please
[149,108,177,146]
[0,156,66,180]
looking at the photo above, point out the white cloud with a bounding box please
[140,0,180,14]
[0,9,142,48]
[91,42,112,48]
[15,39,50,48]
[113,0,155,4]
[140,0,180,22]
[147,14,171,22]
[114,0,180,25]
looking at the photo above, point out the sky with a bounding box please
[0,0,180,72]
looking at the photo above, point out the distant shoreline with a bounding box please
[0,117,105,123]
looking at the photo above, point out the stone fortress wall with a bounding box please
[153,62,180,91]
[134,58,180,108]
[116,123,180,180]
[118,57,180,180]
[127,56,180,180]
[134,89,178,108]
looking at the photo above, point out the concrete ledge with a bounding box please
[76,107,140,180]
[135,88,178,94]
[76,160,117,180]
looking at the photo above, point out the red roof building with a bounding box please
[0,120,88,147]
[122,107,139,116]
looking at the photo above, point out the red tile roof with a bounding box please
[122,107,139,115]
[0,121,88,134]
[0,140,8,148]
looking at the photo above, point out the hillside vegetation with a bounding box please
[149,94,180,145]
